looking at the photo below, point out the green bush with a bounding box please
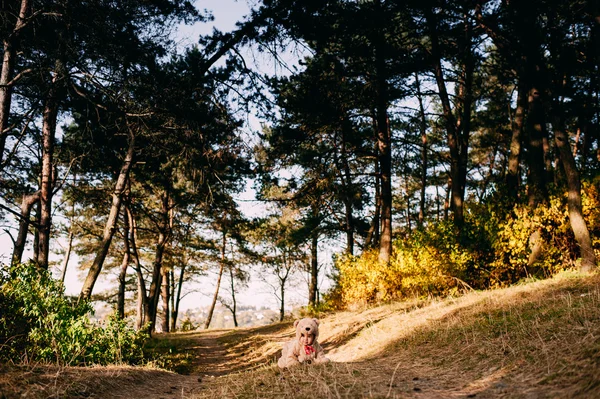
[0,262,147,366]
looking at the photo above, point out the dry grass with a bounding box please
[2,271,599,398]
[191,271,600,398]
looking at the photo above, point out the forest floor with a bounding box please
[1,271,600,398]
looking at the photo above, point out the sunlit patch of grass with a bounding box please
[190,272,600,398]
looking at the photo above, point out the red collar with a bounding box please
[304,345,316,355]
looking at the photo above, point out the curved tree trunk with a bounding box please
[552,115,597,272]
[79,129,135,301]
[11,191,40,266]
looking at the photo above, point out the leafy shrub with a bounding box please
[329,180,600,308]
[334,219,489,307]
[0,262,147,366]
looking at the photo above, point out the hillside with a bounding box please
[1,271,599,398]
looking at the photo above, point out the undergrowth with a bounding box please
[0,262,147,366]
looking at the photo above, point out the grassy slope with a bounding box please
[1,271,599,398]
[194,271,600,398]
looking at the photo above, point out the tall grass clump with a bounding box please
[0,262,147,366]
[331,180,600,308]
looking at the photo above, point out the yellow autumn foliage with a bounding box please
[331,180,600,308]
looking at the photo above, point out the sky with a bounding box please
[0,0,332,317]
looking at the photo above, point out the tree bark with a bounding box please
[79,129,135,301]
[506,83,527,202]
[204,230,226,329]
[365,125,381,249]
[308,232,318,307]
[60,189,76,283]
[37,66,62,270]
[525,87,549,207]
[340,116,355,254]
[127,204,147,331]
[525,86,549,267]
[279,273,285,322]
[374,50,392,264]
[147,189,170,333]
[228,265,238,327]
[11,191,40,266]
[117,207,131,319]
[171,259,187,332]
[160,260,170,332]
[59,231,74,284]
[552,114,597,272]
[0,0,30,168]
[426,7,473,228]
[415,73,428,228]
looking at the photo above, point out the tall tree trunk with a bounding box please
[159,200,175,332]
[415,73,428,228]
[228,266,238,327]
[340,117,355,255]
[365,128,381,249]
[33,200,40,262]
[279,276,285,322]
[169,269,176,331]
[552,115,597,272]
[117,207,131,319]
[59,231,74,284]
[37,65,63,270]
[160,261,170,332]
[0,0,30,168]
[204,230,226,329]
[308,232,318,307]
[147,190,170,333]
[506,83,527,202]
[374,47,392,264]
[60,189,76,283]
[525,86,549,267]
[171,260,187,332]
[79,130,135,301]
[404,177,412,233]
[127,205,147,331]
[11,191,40,266]
[525,87,549,207]
[427,7,473,228]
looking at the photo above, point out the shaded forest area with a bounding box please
[0,0,599,365]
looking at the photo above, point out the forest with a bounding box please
[0,0,599,367]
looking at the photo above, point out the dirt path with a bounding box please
[174,330,236,377]
[103,330,239,399]
[0,331,241,399]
